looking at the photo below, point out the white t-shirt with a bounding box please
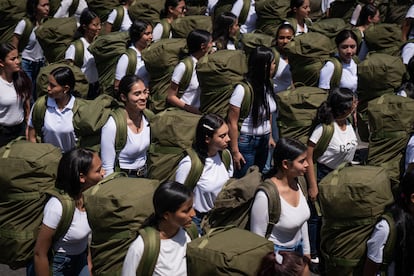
[43,197,91,255]
[321,0,335,14]
[402,42,414,65]
[171,56,200,108]
[366,219,395,276]
[0,77,24,126]
[175,153,234,213]
[107,6,132,32]
[229,84,276,135]
[406,5,414,40]
[14,20,44,61]
[273,57,292,93]
[309,121,358,169]
[65,37,99,83]
[231,0,257,33]
[152,22,173,42]
[122,227,191,276]
[405,134,414,173]
[28,96,77,153]
[206,0,219,15]
[101,114,150,176]
[250,185,311,255]
[319,58,358,92]
[53,0,88,23]
[115,46,149,86]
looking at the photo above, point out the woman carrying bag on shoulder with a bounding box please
[250,137,311,259]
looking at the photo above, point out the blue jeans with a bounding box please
[52,251,89,276]
[274,239,304,255]
[26,251,89,276]
[234,133,270,178]
[263,111,279,174]
[21,58,45,103]
[192,210,206,235]
[308,163,333,257]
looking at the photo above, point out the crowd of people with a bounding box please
[2,0,414,275]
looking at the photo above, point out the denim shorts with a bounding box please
[274,239,304,256]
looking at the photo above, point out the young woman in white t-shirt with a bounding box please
[101,75,151,177]
[364,170,414,276]
[12,0,49,103]
[212,12,240,51]
[228,46,277,178]
[175,113,233,233]
[122,181,196,276]
[250,137,311,258]
[0,43,31,147]
[65,8,101,99]
[114,20,153,91]
[305,87,358,271]
[167,29,213,114]
[31,148,104,276]
[104,0,134,33]
[28,66,80,153]
[318,30,359,93]
[152,0,187,41]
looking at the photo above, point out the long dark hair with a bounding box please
[187,29,212,55]
[55,148,96,198]
[160,0,183,18]
[0,43,31,102]
[74,8,100,40]
[130,19,152,44]
[264,137,307,178]
[357,4,378,26]
[213,12,237,50]
[50,66,78,97]
[287,0,305,18]
[142,181,193,229]
[335,29,358,48]
[118,74,146,101]
[247,46,274,128]
[388,170,414,275]
[26,0,48,22]
[258,251,311,276]
[317,87,355,125]
[193,113,226,163]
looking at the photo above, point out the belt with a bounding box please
[121,165,147,177]
[22,57,45,63]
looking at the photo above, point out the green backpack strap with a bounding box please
[72,39,84,68]
[313,123,334,162]
[160,18,171,39]
[50,188,76,242]
[239,0,251,25]
[125,48,138,76]
[112,5,124,32]
[328,57,343,89]
[238,81,253,123]
[271,48,280,75]
[19,18,34,53]
[110,107,127,171]
[380,212,396,270]
[220,149,232,171]
[136,227,161,276]
[143,109,155,122]
[178,56,194,96]
[68,0,80,16]
[185,222,199,240]
[32,95,48,142]
[184,148,204,190]
[257,179,281,239]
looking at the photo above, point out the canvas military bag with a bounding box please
[89,31,137,96]
[367,94,414,188]
[284,32,336,87]
[187,225,275,275]
[35,17,78,63]
[319,163,394,276]
[0,139,74,269]
[83,172,160,275]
